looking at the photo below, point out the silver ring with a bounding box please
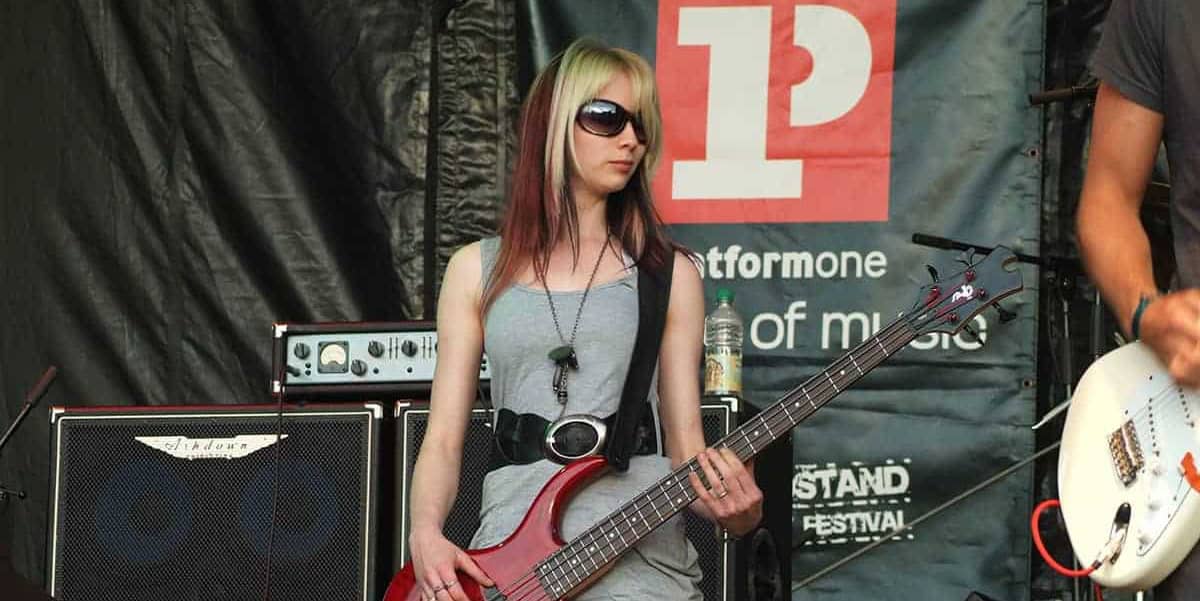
[714,488,729,499]
[431,583,448,593]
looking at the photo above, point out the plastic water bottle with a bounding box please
[703,288,743,397]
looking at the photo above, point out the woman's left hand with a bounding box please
[687,447,763,537]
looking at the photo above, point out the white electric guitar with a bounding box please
[1060,341,1200,590]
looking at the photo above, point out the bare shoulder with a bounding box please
[671,250,702,287]
[669,250,704,313]
[443,241,484,301]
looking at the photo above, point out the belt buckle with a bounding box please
[543,414,607,464]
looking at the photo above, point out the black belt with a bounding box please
[488,408,659,472]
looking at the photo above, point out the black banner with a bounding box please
[519,1,1042,599]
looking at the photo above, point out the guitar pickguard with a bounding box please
[1118,376,1200,557]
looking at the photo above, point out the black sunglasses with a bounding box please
[576,99,647,144]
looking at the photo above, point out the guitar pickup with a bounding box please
[1109,420,1145,486]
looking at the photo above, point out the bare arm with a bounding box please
[1077,82,1163,333]
[657,253,707,464]
[1078,83,1200,386]
[407,242,493,599]
[656,252,762,535]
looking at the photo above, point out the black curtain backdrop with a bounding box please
[1,0,1112,598]
[0,0,514,586]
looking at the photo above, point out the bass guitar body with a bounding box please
[385,457,610,601]
[1060,342,1200,590]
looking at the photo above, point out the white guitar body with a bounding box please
[1060,342,1200,590]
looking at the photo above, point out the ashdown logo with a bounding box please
[655,0,896,223]
[135,435,288,460]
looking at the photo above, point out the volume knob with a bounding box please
[294,343,311,360]
[351,360,368,376]
[368,340,385,358]
[401,340,418,357]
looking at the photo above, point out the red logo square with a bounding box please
[654,0,896,223]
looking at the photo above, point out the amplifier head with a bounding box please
[271,321,490,401]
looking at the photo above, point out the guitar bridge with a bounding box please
[1108,420,1145,486]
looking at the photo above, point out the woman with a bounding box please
[407,38,762,601]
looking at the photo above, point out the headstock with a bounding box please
[906,247,1023,337]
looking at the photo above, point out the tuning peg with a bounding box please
[926,264,939,281]
[992,302,1017,323]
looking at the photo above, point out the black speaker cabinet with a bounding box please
[391,398,790,601]
[46,403,383,601]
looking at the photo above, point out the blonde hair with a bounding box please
[542,39,663,228]
[485,39,678,316]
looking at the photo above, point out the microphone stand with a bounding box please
[1028,77,1099,107]
[914,234,1106,601]
[793,237,1079,593]
[910,232,1081,273]
[910,233,1086,429]
[0,366,59,502]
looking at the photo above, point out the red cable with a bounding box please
[1031,498,1099,578]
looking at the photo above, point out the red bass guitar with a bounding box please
[384,248,1022,601]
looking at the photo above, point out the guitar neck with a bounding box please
[715,319,916,461]
[536,318,918,596]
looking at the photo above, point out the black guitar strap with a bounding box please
[605,256,673,472]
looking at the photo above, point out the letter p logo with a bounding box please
[654,0,896,223]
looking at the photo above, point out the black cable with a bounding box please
[261,394,288,601]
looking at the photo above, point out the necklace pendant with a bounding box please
[549,345,579,370]
[552,363,570,405]
[549,344,574,363]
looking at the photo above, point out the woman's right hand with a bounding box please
[409,528,494,601]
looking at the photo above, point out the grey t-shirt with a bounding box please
[470,237,703,600]
[1093,0,1200,289]
[1093,2,1200,596]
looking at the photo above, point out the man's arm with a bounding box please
[1076,81,1163,335]
[1078,82,1200,386]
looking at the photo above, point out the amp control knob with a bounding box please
[368,340,385,358]
[401,340,418,357]
[351,360,368,376]
[294,343,311,360]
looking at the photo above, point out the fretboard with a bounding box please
[534,318,919,598]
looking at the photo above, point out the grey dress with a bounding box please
[469,237,703,600]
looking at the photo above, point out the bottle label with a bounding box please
[704,347,742,395]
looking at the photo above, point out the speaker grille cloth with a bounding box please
[685,406,733,601]
[400,410,492,557]
[51,411,374,601]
